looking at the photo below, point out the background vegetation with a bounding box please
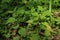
[0,0,60,40]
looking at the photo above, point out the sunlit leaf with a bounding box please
[30,33,39,40]
[18,27,26,37]
[6,17,16,24]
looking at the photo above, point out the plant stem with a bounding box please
[49,0,52,13]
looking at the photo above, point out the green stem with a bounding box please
[49,0,52,13]
[49,0,52,26]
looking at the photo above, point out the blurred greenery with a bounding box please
[0,0,60,40]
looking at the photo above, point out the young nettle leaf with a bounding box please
[55,17,60,24]
[12,25,19,29]
[44,29,51,36]
[40,14,46,20]
[33,17,39,21]
[30,33,39,40]
[42,10,52,16]
[3,33,11,38]
[42,22,53,32]
[40,10,52,20]
[26,20,34,24]
[6,17,16,24]
[37,6,43,11]
[17,7,25,15]
[13,13,18,18]
[31,7,35,13]
[31,12,38,17]
[40,24,46,30]
[22,0,27,4]
[41,22,51,36]
[18,27,26,37]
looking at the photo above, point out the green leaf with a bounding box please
[37,6,43,11]
[12,25,19,29]
[6,17,16,24]
[33,17,39,21]
[4,33,11,38]
[31,12,38,17]
[26,20,34,24]
[30,7,35,13]
[42,22,53,32]
[18,27,26,37]
[44,30,51,36]
[55,17,60,24]
[42,10,52,16]
[17,7,25,15]
[30,33,39,40]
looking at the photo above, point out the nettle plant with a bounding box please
[0,0,60,40]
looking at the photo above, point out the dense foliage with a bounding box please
[0,0,60,40]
